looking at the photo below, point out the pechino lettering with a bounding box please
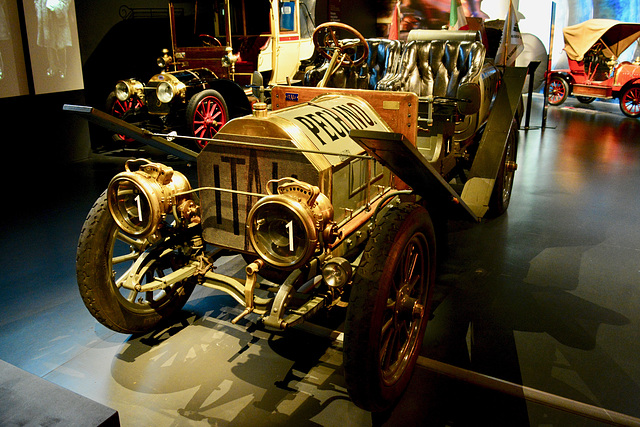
[293,102,377,146]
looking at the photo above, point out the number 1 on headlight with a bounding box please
[135,194,143,223]
[286,220,294,252]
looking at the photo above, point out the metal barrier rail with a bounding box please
[296,322,640,426]
[417,356,640,427]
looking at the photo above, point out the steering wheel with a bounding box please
[312,22,369,67]
[199,34,222,47]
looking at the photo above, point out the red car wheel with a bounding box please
[547,76,569,105]
[619,85,640,118]
[186,89,229,149]
[106,91,144,143]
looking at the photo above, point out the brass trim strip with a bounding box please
[151,133,374,159]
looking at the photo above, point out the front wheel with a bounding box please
[619,85,640,118]
[547,76,569,105]
[344,203,436,412]
[106,91,143,143]
[76,190,196,334]
[186,89,229,150]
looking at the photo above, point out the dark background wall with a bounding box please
[0,0,374,166]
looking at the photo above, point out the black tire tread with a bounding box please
[344,202,435,411]
[76,190,194,334]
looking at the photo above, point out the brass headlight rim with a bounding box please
[152,73,187,104]
[115,79,144,102]
[107,174,163,238]
[247,195,318,270]
[156,81,176,103]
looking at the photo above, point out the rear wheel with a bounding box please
[186,89,229,149]
[76,190,197,334]
[547,76,569,105]
[619,85,640,118]
[344,203,436,412]
[488,119,518,216]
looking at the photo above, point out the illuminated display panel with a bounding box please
[0,0,29,98]
[21,0,83,95]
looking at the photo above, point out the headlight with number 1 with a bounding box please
[248,198,316,269]
[107,159,192,237]
[246,178,335,270]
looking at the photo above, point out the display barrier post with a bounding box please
[542,1,556,129]
[524,61,540,130]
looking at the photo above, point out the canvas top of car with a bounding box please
[562,19,640,63]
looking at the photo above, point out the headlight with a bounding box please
[248,198,316,268]
[115,79,143,102]
[156,81,175,103]
[107,159,192,237]
[247,178,335,270]
[149,73,186,104]
[322,257,352,288]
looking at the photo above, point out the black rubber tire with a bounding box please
[576,96,596,104]
[344,202,436,412]
[619,85,640,118]
[488,119,518,216]
[547,76,569,105]
[186,89,229,149]
[76,190,196,334]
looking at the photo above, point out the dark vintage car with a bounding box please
[547,19,640,117]
[108,0,316,148]
[68,24,526,412]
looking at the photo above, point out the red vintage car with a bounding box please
[547,19,640,117]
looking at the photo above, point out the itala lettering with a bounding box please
[221,156,245,235]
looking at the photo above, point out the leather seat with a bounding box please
[304,31,485,102]
[377,36,486,98]
[366,39,403,89]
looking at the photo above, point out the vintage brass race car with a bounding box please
[68,25,526,412]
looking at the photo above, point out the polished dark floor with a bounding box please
[1,95,639,426]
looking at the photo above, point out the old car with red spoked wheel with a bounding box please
[546,19,640,117]
[106,0,316,149]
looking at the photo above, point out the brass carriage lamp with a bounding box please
[157,49,173,71]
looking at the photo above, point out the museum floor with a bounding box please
[1,94,639,426]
